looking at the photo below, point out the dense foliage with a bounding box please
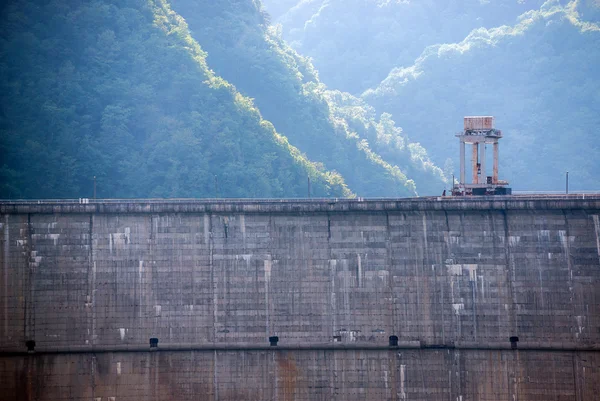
[5,0,594,197]
[169,0,446,196]
[0,0,351,198]
[0,0,447,199]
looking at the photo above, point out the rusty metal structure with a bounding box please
[453,116,511,196]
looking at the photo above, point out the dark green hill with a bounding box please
[0,0,350,198]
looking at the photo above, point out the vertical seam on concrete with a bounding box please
[3,214,8,340]
[209,214,216,343]
[502,210,517,338]
[418,349,426,396]
[327,212,336,342]
[388,349,398,401]
[191,214,197,342]
[25,213,35,342]
[513,350,521,400]
[91,354,96,400]
[441,210,451,345]
[213,349,219,401]
[471,268,478,342]
[412,215,422,335]
[150,215,156,345]
[152,350,159,400]
[562,210,577,342]
[385,212,396,336]
[87,213,96,345]
[150,215,157,344]
[266,214,273,338]
[491,211,504,340]
[456,349,464,401]
[23,215,28,340]
[592,214,600,266]
[573,353,582,401]
[447,349,454,401]
[445,211,458,343]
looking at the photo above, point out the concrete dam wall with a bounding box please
[0,197,599,400]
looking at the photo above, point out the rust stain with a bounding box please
[277,353,298,401]
[464,116,494,130]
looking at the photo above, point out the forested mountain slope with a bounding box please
[168,0,447,196]
[0,0,357,198]
[0,0,448,199]
[363,1,600,191]
[263,0,600,191]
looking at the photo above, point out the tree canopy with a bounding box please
[0,0,351,198]
[4,0,594,197]
[0,0,447,199]
[169,0,446,196]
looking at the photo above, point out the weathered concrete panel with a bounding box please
[1,350,598,401]
[0,198,599,400]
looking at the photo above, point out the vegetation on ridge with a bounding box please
[262,0,600,191]
[170,0,447,196]
[363,1,600,190]
[0,0,351,198]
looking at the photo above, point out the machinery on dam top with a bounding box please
[452,116,511,196]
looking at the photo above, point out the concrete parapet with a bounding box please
[2,195,600,215]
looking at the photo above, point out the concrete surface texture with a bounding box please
[0,197,599,400]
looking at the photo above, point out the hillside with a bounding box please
[168,0,447,196]
[0,0,448,199]
[363,2,600,191]
[263,0,600,191]
[0,0,357,198]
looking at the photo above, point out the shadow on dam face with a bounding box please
[1,196,599,400]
